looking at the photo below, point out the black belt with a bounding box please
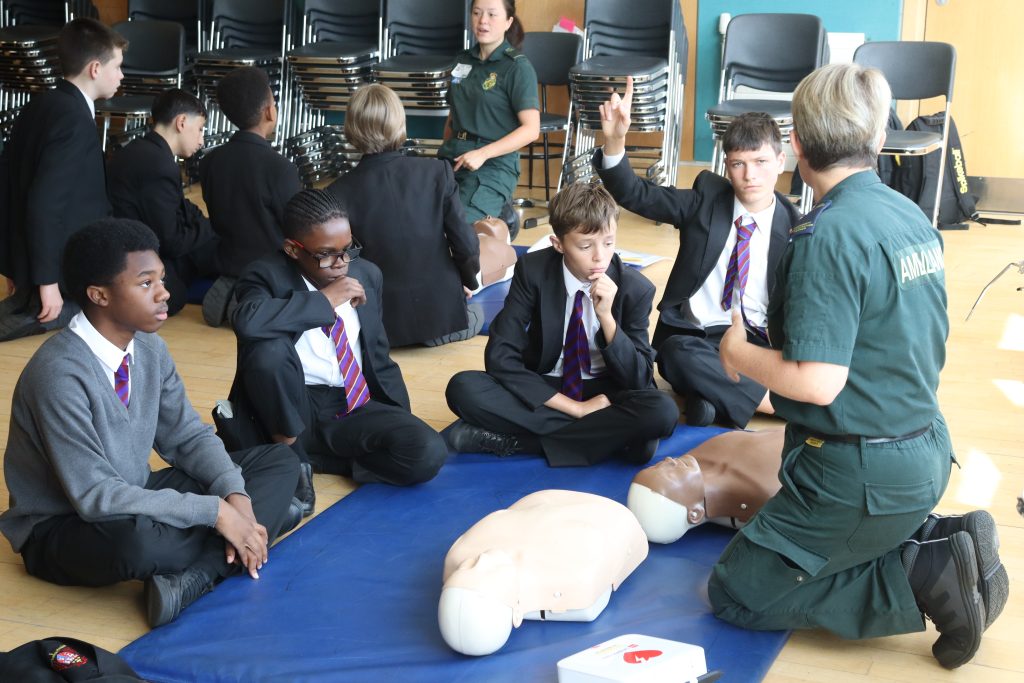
[800,425,931,445]
[454,130,493,144]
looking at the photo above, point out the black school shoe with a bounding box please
[914,510,1008,629]
[445,419,523,457]
[145,566,216,628]
[901,531,985,669]
[684,395,716,427]
[295,462,315,517]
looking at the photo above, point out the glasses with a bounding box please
[290,238,362,268]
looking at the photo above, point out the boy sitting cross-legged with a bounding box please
[0,219,301,629]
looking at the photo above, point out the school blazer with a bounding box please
[0,80,110,289]
[595,150,799,331]
[107,131,215,259]
[229,251,411,411]
[485,247,657,410]
[327,151,480,347]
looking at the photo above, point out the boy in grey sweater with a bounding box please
[0,219,301,628]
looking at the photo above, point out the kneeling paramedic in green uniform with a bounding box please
[439,0,539,225]
[712,63,1007,670]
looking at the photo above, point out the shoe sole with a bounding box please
[932,532,985,670]
[962,511,1009,629]
[145,574,180,629]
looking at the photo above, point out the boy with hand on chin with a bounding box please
[227,189,447,516]
[0,219,300,629]
[445,182,679,467]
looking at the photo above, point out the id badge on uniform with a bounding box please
[451,63,471,84]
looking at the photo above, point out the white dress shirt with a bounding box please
[545,263,607,379]
[69,312,135,397]
[295,277,364,387]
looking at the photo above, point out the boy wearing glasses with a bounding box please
[227,189,447,515]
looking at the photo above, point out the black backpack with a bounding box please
[0,637,145,682]
[893,112,1020,230]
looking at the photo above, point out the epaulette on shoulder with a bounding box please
[505,46,524,59]
[789,200,832,240]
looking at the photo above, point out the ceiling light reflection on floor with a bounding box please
[993,379,1024,408]
[954,448,1001,508]
[997,313,1024,351]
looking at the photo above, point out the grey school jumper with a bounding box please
[0,328,247,552]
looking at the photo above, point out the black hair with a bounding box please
[283,189,348,241]
[57,17,129,78]
[151,88,206,125]
[62,219,160,309]
[216,67,273,130]
[721,112,783,156]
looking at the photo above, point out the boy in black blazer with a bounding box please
[0,19,126,341]
[199,67,301,279]
[228,189,447,515]
[107,89,218,315]
[445,182,679,467]
[596,80,800,428]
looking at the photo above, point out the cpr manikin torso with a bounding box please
[439,490,648,656]
[627,429,785,543]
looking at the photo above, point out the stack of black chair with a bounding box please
[563,0,687,189]
[370,0,465,116]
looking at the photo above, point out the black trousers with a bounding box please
[239,338,446,486]
[20,444,298,587]
[0,286,79,342]
[655,322,768,428]
[163,237,220,316]
[445,370,679,467]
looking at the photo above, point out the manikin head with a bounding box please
[627,455,707,544]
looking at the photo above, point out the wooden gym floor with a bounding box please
[0,166,1020,681]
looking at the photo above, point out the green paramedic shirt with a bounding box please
[440,40,539,168]
[766,170,949,437]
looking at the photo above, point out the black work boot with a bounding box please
[914,510,1008,628]
[445,419,523,457]
[295,461,316,517]
[901,531,985,669]
[145,566,217,628]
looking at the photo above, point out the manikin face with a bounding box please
[284,217,353,290]
[550,219,617,283]
[471,0,514,52]
[724,143,785,213]
[93,47,124,100]
[633,455,706,524]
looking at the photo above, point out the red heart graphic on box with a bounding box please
[623,649,663,664]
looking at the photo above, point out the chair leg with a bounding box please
[542,132,551,202]
[527,142,535,189]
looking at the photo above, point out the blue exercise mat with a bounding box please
[121,424,789,682]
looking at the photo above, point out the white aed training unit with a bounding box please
[556,634,709,683]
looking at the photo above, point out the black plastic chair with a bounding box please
[372,0,465,115]
[854,40,956,227]
[518,31,582,208]
[705,13,826,212]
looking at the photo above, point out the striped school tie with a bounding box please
[323,314,370,416]
[114,354,130,407]
[721,214,757,311]
[561,290,590,401]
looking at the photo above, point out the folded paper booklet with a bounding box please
[557,634,709,683]
[615,249,668,269]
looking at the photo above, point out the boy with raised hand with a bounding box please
[596,78,801,428]
[0,219,300,628]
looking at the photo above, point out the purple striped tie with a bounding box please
[323,314,370,416]
[114,354,130,407]
[561,290,591,401]
[721,215,757,311]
